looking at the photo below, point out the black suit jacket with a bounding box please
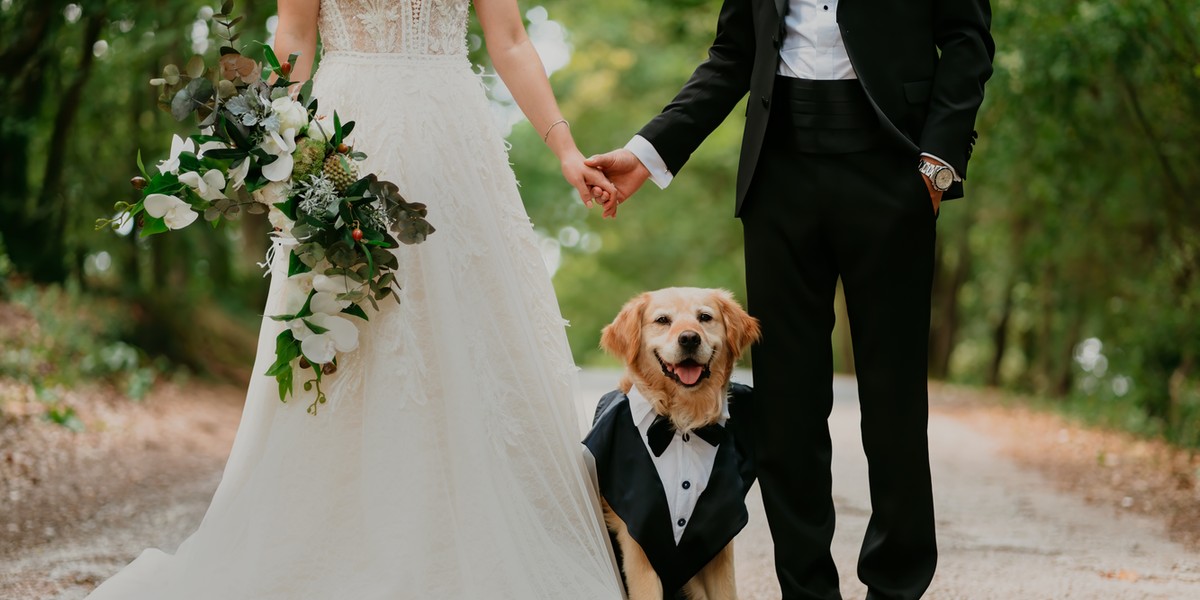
[583,384,756,596]
[637,0,995,213]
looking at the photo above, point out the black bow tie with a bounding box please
[647,414,726,457]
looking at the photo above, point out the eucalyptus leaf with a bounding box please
[326,240,356,268]
[337,290,367,303]
[290,224,317,240]
[217,79,237,100]
[171,78,215,122]
[186,55,206,78]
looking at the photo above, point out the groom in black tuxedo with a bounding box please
[587,1,994,598]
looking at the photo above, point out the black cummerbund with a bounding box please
[769,76,884,154]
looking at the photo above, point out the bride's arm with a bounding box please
[476,0,615,205]
[275,0,320,83]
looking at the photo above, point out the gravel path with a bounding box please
[3,370,1199,599]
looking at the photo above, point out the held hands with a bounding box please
[584,149,651,219]
[542,120,617,209]
[560,150,617,209]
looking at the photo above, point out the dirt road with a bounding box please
[2,371,1199,599]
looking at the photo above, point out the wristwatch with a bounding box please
[918,160,954,192]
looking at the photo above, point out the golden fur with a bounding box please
[599,287,761,600]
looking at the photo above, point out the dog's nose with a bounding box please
[678,331,701,349]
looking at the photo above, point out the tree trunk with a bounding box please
[987,278,1015,387]
[929,228,972,379]
[1054,310,1083,398]
[21,10,107,282]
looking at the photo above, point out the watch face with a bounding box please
[934,168,954,190]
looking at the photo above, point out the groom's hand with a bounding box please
[585,150,651,219]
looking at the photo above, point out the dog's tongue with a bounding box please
[673,363,704,386]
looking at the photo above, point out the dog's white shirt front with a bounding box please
[627,385,727,545]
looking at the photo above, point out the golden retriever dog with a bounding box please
[596,287,761,600]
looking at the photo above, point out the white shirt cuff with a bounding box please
[625,135,673,189]
[920,152,961,182]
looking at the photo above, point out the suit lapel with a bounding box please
[584,394,683,587]
[775,0,788,19]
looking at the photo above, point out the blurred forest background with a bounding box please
[1,0,1198,446]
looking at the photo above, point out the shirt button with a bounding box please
[677,518,687,527]
[823,5,829,10]
[682,433,691,442]
[682,480,691,490]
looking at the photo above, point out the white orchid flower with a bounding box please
[179,170,227,201]
[143,193,198,230]
[226,159,251,194]
[157,134,195,175]
[310,273,358,314]
[197,139,227,157]
[313,273,355,295]
[298,313,359,364]
[260,128,298,182]
[282,271,317,315]
[310,291,352,315]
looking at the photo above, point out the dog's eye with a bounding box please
[698,313,713,323]
[654,315,671,325]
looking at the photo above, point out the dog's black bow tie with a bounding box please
[647,415,726,457]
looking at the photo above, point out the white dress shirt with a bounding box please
[626,0,959,188]
[627,385,726,545]
[778,0,855,80]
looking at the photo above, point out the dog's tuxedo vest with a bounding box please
[583,384,755,596]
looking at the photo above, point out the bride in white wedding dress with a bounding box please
[86,1,626,598]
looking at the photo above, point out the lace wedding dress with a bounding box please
[86,1,624,598]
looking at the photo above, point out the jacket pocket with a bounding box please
[904,80,933,104]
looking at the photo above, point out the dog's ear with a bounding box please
[714,289,761,362]
[601,293,649,363]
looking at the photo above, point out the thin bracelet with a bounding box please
[543,119,569,142]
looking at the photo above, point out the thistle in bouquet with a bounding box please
[99,1,435,415]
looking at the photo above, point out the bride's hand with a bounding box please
[561,152,617,209]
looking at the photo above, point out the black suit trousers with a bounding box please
[740,114,939,600]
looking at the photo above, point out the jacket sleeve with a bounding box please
[636,0,756,176]
[918,0,995,178]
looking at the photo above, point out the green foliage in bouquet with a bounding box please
[99,1,435,415]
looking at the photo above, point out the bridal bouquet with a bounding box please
[99,2,434,414]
